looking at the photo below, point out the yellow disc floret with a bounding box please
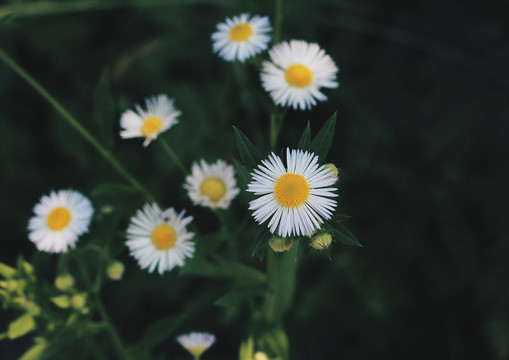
[151,224,177,250]
[229,23,253,41]
[285,64,313,88]
[274,173,310,207]
[47,207,72,231]
[200,177,227,203]
[141,116,163,138]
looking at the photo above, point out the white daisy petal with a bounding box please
[177,332,216,358]
[247,149,338,237]
[125,203,195,274]
[261,40,339,110]
[27,190,94,253]
[184,159,239,210]
[119,94,181,147]
[211,13,272,63]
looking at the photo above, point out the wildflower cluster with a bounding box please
[0,7,360,360]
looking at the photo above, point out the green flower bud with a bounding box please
[269,236,294,253]
[51,295,70,309]
[106,261,125,281]
[55,274,74,292]
[71,293,87,311]
[310,231,333,250]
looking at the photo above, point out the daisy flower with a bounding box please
[119,94,181,147]
[125,203,195,274]
[260,40,339,110]
[184,159,239,210]
[28,190,94,253]
[247,148,338,237]
[177,332,216,359]
[212,13,272,62]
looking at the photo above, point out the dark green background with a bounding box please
[1,0,508,359]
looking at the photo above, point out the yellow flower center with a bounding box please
[285,64,313,88]
[46,207,72,231]
[274,173,310,207]
[141,116,163,137]
[151,224,177,250]
[229,23,253,42]
[187,346,208,357]
[200,177,227,203]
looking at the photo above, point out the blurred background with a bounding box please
[1,0,508,359]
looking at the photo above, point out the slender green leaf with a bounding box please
[234,159,251,193]
[233,126,263,169]
[309,112,337,161]
[182,259,266,283]
[296,121,311,150]
[325,221,362,247]
[92,69,115,150]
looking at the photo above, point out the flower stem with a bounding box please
[274,0,284,45]
[0,48,156,203]
[159,137,189,175]
[264,250,278,323]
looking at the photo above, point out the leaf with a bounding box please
[239,336,255,360]
[234,159,251,192]
[325,221,362,247]
[182,259,266,284]
[214,287,264,308]
[309,112,337,161]
[296,121,311,150]
[0,262,16,278]
[259,327,289,360]
[92,69,116,150]
[138,314,187,351]
[19,340,47,360]
[51,295,71,308]
[8,313,36,339]
[274,244,299,321]
[233,126,263,169]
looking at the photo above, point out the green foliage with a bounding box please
[233,126,264,170]
[308,112,336,161]
[92,69,116,150]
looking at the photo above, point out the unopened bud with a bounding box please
[269,236,294,253]
[254,351,269,360]
[55,274,74,291]
[107,261,125,281]
[310,231,333,250]
[71,293,87,311]
[324,163,339,183]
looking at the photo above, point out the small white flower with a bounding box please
[212,13,272,62]
[247,149,338,237]
[177,332,216,359]
[125,204,194,274]
[261,40,339,110]
[184,159,239,210]
[119,94,181,147]
[28,190,94,253]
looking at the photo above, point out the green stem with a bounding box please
[217,210,238,261]
[159,138,189,175]
[0,49,156,203]
[264,250,278,323]
[273,0,284,45]
[75,255,131,360]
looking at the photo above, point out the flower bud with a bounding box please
[71,293,87,311]
[309,231,333,250]
[55,274,74,292]
[269,236,294,253]
[107,261,125,281]
[254,351,269,360]
[324,163,339,183]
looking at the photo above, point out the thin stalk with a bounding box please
[264,250,278,323]
[159,138,188,175]
[75,255,131,360]
[273,0,284,45]
[0,49,156,203]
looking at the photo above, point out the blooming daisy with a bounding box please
[211,13,272,62]
[125,203,194,274]
[247,148,338,237]
[119,94,181,147]
[260,40,339,110]
[184,159,239,210]
[177,332,216,359]
[27,190,94,253]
